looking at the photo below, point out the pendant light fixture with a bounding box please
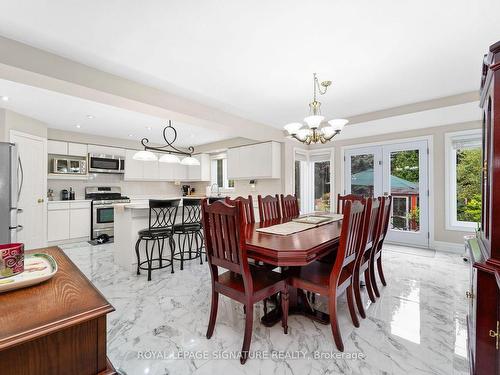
[133,120,200,165]
[283,73,348,144]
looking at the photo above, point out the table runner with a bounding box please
[256,214,343,236]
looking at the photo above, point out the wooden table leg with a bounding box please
[260,286,330,327]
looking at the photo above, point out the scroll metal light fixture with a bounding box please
[284,73,348,144]
[133,120,200,165]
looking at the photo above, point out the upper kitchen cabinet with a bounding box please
[124,150,197,181]
[47,140,88,157]
[186,154,210,181]
[124,149,144,180]
[227,141,281,180]
[87,144,126,157]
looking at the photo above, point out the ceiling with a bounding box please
[0,79,229,146]
[0,0,498,130]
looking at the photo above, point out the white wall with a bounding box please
[0,109,48,141]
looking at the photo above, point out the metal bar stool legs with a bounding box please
[135,234,174,281]
[173,228,203,270]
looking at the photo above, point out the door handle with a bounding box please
[17,156,24,203]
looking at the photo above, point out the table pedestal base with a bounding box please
[260,288,330,327]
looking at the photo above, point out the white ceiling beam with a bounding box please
[0,36,283,142]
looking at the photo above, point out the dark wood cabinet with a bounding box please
[467,40,500,375]
[0,247,116,375]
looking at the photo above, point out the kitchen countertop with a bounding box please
[47,199,91,204]
[117,196,221,209]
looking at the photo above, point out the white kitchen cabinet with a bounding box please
[48,140,88,157]
[187,154,210,181]
[47,204,70,242]
[124,149,144,180]
[159,161,175,180]
[173,163,188,181]
[227,147,241,179]
[68,143,88,157]
[69,203,91,239]
[47,140,68,155]
[47,201,91,242]
[227,141,281,180]
[143,158,159,180]
[87,144,126,157]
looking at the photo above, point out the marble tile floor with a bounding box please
[60,241,470,375]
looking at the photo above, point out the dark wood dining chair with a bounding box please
[370,196,392,297]
[336,193,363,214]
[257,194,281,221]
[353,197,383,319]
[288,200,365,351]
[280,194,300,218]
[225,196,255,224]
[201,199,289,364]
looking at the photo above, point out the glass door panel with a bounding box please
[344,141,429,247]
[383,141,428,246]
[344,146,382,198]
[313,160,331,211]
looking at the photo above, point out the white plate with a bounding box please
[0,254,58,293]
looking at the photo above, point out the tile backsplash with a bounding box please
[48,173,182,200]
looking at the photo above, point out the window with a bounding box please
[294,151,308,212]
[312,157,331,212]
[445,130,482,231]
[294,149,333,213]
[210,154,234,190]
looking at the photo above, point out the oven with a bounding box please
[87,186,130,240]
[88,153,125,174]
[92,202,115,239]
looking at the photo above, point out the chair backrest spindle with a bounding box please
[280,194,300,218]
[225,195,255,224]
[257,194,281,221]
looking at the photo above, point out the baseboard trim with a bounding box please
[432,240,464,254]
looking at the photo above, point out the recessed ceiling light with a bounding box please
[146,126,152,131]
[87,115,94,119]
[75,124,81,128]
[128,134,133,137]
[1,96,9,102]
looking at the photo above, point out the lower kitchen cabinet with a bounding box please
[47,206,70,242]
[47,201,91,242]
[69,203,91,239]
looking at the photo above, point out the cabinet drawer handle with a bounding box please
[489,321,499,350]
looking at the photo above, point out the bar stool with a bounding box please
[173,198,203,270]
[135,199,180,281]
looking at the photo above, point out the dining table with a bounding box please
[243,215,342,327]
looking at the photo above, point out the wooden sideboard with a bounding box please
[0,247,116,375]
[468,40,500,374]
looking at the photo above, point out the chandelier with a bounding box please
[284,73,348,144]
[133,120,200,165]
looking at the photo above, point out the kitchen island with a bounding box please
[113,197,207,272]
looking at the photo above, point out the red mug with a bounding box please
[0,243,24,278]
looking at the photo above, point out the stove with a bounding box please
[85,186,130,240]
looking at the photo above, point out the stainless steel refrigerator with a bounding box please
[0,142,22,244]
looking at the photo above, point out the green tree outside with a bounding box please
[456,148,482,222]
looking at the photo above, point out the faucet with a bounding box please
[210,183,220,197]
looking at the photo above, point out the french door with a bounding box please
[344,140,429,247]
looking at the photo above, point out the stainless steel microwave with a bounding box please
[51,157,87,175]
[88,153,125,174]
